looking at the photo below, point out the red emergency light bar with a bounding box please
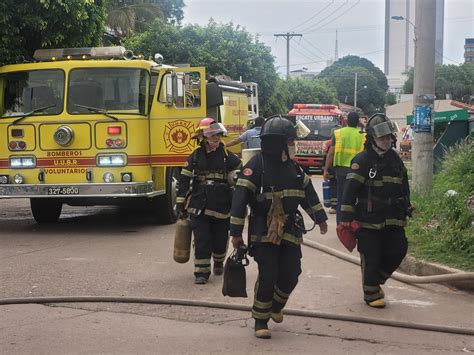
[293,104,338,110]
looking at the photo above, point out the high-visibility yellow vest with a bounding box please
[333,127,366,167]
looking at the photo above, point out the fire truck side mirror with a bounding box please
[165,72,178,107]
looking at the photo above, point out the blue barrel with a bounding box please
[322,181,331,208]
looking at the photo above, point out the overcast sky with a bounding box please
[183,0,473,74]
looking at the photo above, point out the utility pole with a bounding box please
[412,0,436,191]
[353,72,358,110]
[274,32,302,79]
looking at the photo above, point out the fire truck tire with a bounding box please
[154,167,180,225]
[30,198,63,223]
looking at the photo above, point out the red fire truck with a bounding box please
[288,104,345,172]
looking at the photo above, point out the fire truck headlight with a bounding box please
[13,174,24,184]
[0,175,9,184]
[9,156,36,168]
[96,154,126,167]
[121,173,132,182]
[103,172,114,183]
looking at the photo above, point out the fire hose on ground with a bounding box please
[1,240,473,337]
[0,296,473,336]
[303,239,474,284]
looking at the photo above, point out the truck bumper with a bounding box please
[0,182,163,199]
[294,156,324,167]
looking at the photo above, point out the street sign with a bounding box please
[413,104,433,132]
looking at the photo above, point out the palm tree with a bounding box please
[106,0,164,40]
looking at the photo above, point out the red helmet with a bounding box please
[193,117,216,138]
[197,117,216,130]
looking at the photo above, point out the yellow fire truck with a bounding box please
[0,47,251,223]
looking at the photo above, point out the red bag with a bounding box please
[336,222,359,252]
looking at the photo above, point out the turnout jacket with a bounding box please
[176,142,241,219]
[230,153,327,245]
[340,146,411,230]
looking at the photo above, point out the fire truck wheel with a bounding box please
[154,167,180,224]
[30,198,63,223]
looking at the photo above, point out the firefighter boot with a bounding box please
[254,319,271,339]
[194,273,209,285]
[366,298,385,308]
[270,311,283,323]
[213,261,224,276]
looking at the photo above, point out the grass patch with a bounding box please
[405,139,474,271]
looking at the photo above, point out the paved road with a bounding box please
[1,176,473,353]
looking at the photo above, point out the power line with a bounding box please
[287,0,336,32]
[302,0,361,35]
[302,37,330,59]
[299,0,350,33]
[293,39,325,60]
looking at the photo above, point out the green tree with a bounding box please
[106,1,164,40]
[318,65,385,115]
[403,64,474,102]
[0,0,106,65]
[126,20,279,115]
[385,92,397,106]
[285,78,338,109]
[106,0,184,41]
[321,55,388,92]
[265,77,290,115]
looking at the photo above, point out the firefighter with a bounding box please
[176,118,241,285]
[340,113,412,308]
[229,116,328,339]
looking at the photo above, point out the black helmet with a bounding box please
[366,113,399,138]
[260,116,297,139]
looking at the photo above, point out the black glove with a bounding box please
[176,203,186,219]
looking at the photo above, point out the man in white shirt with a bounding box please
[226,116,264,149]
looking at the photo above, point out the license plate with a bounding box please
[47,186,80,195]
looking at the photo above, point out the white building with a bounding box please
[384,0,444,92]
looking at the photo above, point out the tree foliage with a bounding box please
[402,64,474,102]
[125,20,279,115]
[264,77,338,115]
[317,55,388,115]
[106,0,184,41]
[0,0,106,65]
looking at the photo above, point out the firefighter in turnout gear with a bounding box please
[229,116,328,339]
[340,113,411,308]
[176,119,241,285]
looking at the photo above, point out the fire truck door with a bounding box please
[149,67,206,167]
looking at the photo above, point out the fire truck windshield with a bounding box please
[296,115,339,140]
[67,68,148,115]
[1,69,64,118]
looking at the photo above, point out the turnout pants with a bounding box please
[356,227,408,301]
[251,243,302,321]
[190,214,229,278]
